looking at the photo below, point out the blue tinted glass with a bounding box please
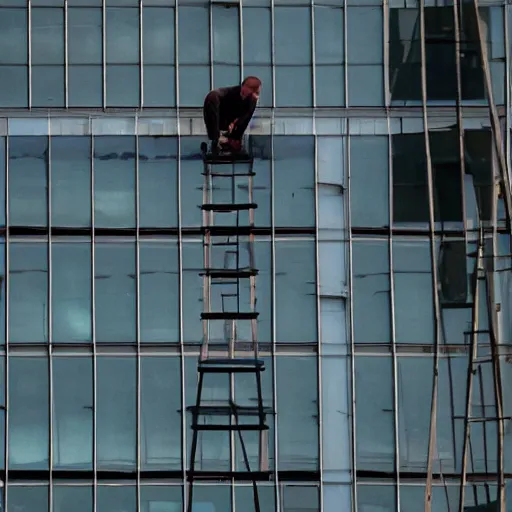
[274,7,311,65]
[142,7,174,65]
[277,357,318,470]
[139,136,178,227]
[140,486,182,512]
[276,239,316,342]
[213,65,240,90]
[52,242,92,343]
[143,66,175,107]
[106,7,139,64]
[0,242,4,344]
[8,486,48,512]
[51,137,91,227]
[273,136,315,227]
[97,358,137,470]
[357,485,396,512]
[32,66,65,107]
[179,136,204,227]
[249,136,271,226]
[181,240,203,343]
[68,8,102,64]
[95,242,136,343]
[0,66,28,107]
[9,136,48,227]
[140,357,181,469]
[94,136,136,228]
[283,486,319,512]
[235,486,275,512]
[0,359,5,467]
[179,66,210,107]
[140,241,179,342]
[0,138,6,223]
[0,9,28,64]
[31,8,64,64]
[106,65,140,107]
[212,6,239,65]
[178,7,209,64]
[315,66,345,106]
[243,8,271,65]
[9,242,48,344]
[347,7,383,64]
[275,66,312,106]
[53,486,93,512]
[52,357,93,469]
[314,6,344,64]
[97,486,136,512]
[348,65,384,106]
[8,357,49,469]
[192,486,231,512]
[68,65,103,107]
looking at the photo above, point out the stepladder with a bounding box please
[186,138,272,512]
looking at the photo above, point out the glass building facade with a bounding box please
[0,0,510,511]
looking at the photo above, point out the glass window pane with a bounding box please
[141,357,181,469]
[106,65,140,107]
[52,242,92,343]
[357,485,396,512]
[213,6,239,65]
[393,238,434,344]
[179,136,205,228]
[9,242,48,344]
[140,241,179,343]
[314,6,344,64]
[275,239,316,343]
[348,65,384,106]
[93,136,136,228]
[97,486,136,512]
[139,136,178,227]
[140,486,182,512]
[95,242,136,343]
[213,64,240,89]
[0,9,28,64]
[274,7,312,65]
[315,65,345,107]
[0,359,5,467]
[143,65,175,107]
[235,486,275,512]
[68,7,102,64]
[0,139,4,227]
[106,7,139,64]
[277,357,318,470]
[352,238,390,343]
[347,7,383,64]
[0,66,28,107]
[52,357,93,469]
[8,357,49,469]
[275,66,312,106]
[97,358,136,470]
[53,486,93,512]
[191,486,231,512]
[243,8,271,65]
[51,136,91,228]
[9,136,48,227]
[178,7,209,64]
[69,65,103,107]
[0,242,6,345]
[32,65,65,107]
[179,66,209,106]
[355,356,394,471]
[350,136,389,227]
[31,8,64,64]
[8,486,48,512]
[142,7,174,65]
[273,136,315,227]
[283,486,320,512]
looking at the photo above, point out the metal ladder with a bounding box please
[186,140,271,512]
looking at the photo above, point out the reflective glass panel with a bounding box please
[140,486,182,512]
[106,65,140,107]
[352,237,390,343]
[235,486,275,512]
[357,485,396,512]
[276,357,318,470]
[0,9,28,64]
[355,356,394,471]
[274,7,312,65]
[275,239,316,343]
[0,358,5,467]
[94,136,136,228]
[191,486,231,512]
[273,136,315,227]
[32,65,65,107]
[142,7,174,65]
[68,7,102,64]
[282,486,320,511]
[0,241,5,344]
[8,357,49,469]
[68,65,102,107]
[9,242,48,344]
[9,136,49,227]
[106,7,139,64]
[0,138,5,227]
[178,7,209,64]
[95,241,136,343]
[31,8,64,64]
[97,357,137,470]
[51,136,91,227]
[141,357,181,469]
[97,486,136,512]
[140,241,179,343]
[53,486,93,512]
[143,66,175,107]
[243,8,271,65]
[52,242,92,343]
[8,486,48,512]
[347,7,383,64]
[0,66,28,107]
[52,357,93,469]
[139,136,178,228]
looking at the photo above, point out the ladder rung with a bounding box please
[186,404,272,416]
[201,226,255,236]
[201,269,258,278]
[201,203,258,212]
[186,470,272,481]
[441,302,472,309]
[474,357,494,364]
[191,423,269,431]
[202,153,253,165]
[203,171,256,176]
[201,312,258,321]
[198,358,265,373]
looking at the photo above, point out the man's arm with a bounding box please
[229,98,257,140]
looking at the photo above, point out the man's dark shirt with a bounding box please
[204,85,257,140]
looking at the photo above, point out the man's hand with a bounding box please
[227,139,242,152]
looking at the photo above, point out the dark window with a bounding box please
[7,486,48,512]
[52,357,93,469]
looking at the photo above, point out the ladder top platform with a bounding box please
[201,142,253,164]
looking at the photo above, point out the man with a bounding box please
[203,76,261,154]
